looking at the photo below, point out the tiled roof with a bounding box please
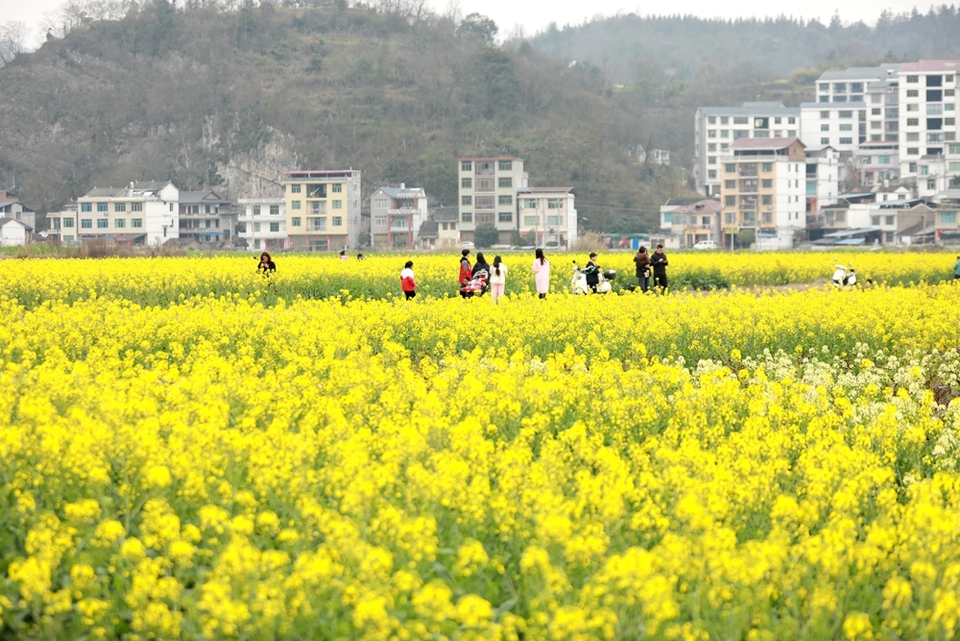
[179,190,230,204]
[900,60,960,73]
[418,221,439,237]
[433,208,459,222]
[816,64,900,81]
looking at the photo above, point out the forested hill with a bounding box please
[0,1,692,232]
[528,7,960,85]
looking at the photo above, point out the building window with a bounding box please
[498,195,512,205]
[292,200,301,210]
[907,118,919,127]
[839,137,853,144]
[762,195,772,206]
[833,83,846,92]
[708,156,717,165]
[708,143,717,152]
[762,179,772,188]
[724,196,736,206]
[821,124,829,131]
[253,222,262,233]
[311,201,325,214]
[332,184,342,193]
[762,163,772,172]
[907,75,918,83]
[498,160,512,170]
[131,203,142,212]
[291,184,301,193]
[838,111,852,118]
[907,89,919,98]
[461,161,472,171]
[523,215,539,226]
[733,117,748,125]
[907,148,919,156]
[821,138,829,145]
[252,205,261,216]
[820,110,830,118]
[292,217,301,227]
[114,203,126,212]
[548,199,563,209]
[498,212,512,223]
[332,200,342,209]
[498,177,512,188]
[724,180,735,189]
[725,163,736,173]
[270,205,280,216]
[907,132,920,141]
[475,196,494,210]
[269,222,280,232]
[462,196,472,205]
[461,177,473,189]
[462,212,472,223]
[80,203,92,212]
[115,219,125,228]
[708,116,716,124]
[332,216,342,226]
[97,203,108,212]
[721,130,730,138]
[708,130,717,138]
[839,124,853,131]
[708,170,717,179]
[81,219,92,228]
[942,212,957,224]
[97,219,108,229]
[309,218,325,231]
[928,179,937,190]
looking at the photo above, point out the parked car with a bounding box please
[693,240,718,250]
[456,241,475,250]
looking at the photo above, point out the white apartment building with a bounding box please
[658,198,721,249]
[799,102,866,159]
[516,187,577,249]
[898,60,960,182]
[457,157,528,244]
[719,138,806,250]
[854,142,900,188]
[178,191,235,244]
[237,197,286,251]
[814,64,900,104]
[46,202,78,243]
[804,146,840,212]
[370,184,429,248]
[76,181,179,247]
[694,102,800,196]
[864,78,900,144]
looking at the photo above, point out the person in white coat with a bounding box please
[489,255,508,303]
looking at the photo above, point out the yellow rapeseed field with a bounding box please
[2,253,960,640]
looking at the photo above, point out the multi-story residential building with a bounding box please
[854,142,900,188]
[719,138,806,249]
[659,198,721,248]
[0,191,38,231]
[76,181,179,247]
[694,102,800,196]
[178,191,235,244]
[46,202,78,243]
[457,157,527,243]
[370,184,428,248]
[898,60,960,180]
[804,146,840,213]
[814,64,900,104]
[237,197,286,251]
[281,170,361,250]
[516,187,577,249]
[864,78,900,143]
[799,102,866,164]
[431,207,460,249]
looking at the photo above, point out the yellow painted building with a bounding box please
[281,170,361,250]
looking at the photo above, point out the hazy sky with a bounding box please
[0,0,931,47]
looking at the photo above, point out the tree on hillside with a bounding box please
[458,13,497,44]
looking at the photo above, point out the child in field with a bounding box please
[400,261,416,300]
[489,255,507,303]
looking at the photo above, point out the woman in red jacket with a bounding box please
[401,260,416,300]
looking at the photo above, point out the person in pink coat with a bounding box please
[531,248,550,299]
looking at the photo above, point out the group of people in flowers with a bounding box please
[402,248,551,302]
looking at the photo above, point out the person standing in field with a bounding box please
[400,260,416,300]
[459,249,472,298]
[532,248,550,299]
[954,256,960,280]
[489,255,508,303]
[650,244,669,293]
[633,245,651,292]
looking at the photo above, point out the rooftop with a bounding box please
[816,64,900,82]
[899,60,960,73]
[800,101,867,109]
[699,104,799,116]
[730,137,804,150]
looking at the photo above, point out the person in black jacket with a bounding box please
[584,252,601,293]
[257,251,276,274]
[472,252,491,295]
[650,244,668,293]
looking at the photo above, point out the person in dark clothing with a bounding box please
[633,246,651,292]
[650,244,668,293]
[257,251,276,274]
[472,252,491,296]
[458,249,472,298]
[584,252,601,293]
